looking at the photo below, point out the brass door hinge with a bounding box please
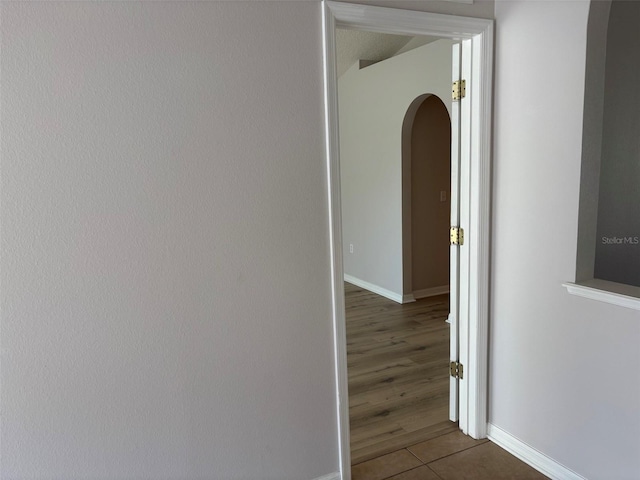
[450,361,464,380]
[452,80,466,101]
[450,226,464,246]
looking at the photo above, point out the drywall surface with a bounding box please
[0,2,336,478]
[338,40,452,298]
[410,97,451,292]
[492,1,640,479]
[594,0,640,287]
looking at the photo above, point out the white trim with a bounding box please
[413,285,450,299]
[344,274,404,304]
[488,424,587,480]
[330,2,491,37]
[403,293,417,303]
[322,4,352,478]
[449,40,462,424]
[563,281,640,311]
[457,37,472,432]
[465,17,493,440]
[312,473,341,480]
[323,3,493,477]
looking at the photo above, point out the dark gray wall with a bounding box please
[594,0,640,286]
[575,0,610,282]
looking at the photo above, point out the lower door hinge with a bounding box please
[450,226,464,246]
[450,361,464,380]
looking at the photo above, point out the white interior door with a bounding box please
[449,39,472,430]
[449,42,461,423]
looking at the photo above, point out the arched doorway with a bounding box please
[402,94,452,299]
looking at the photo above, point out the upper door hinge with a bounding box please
[450,226,464,246]
[452,79,466,101]
[450,361,464,380]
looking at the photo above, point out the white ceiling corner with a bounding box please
[335,29,441,78]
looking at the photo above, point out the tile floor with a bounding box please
[351,430,549,480]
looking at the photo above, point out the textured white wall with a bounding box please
[491,1,640,478]
[0,2,337,478]
[338,41,452,298]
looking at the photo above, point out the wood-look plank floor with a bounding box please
[345,282,455,465]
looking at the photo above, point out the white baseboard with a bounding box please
[403,293,416,303]
[487,424,587,480]
[413,285,450,299]
[344,274,404,304]
[312,473,340,480]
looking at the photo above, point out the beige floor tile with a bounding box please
[428,442,549,480]
[387,465,441,480]
[407,430,488,464]
[351,449,423,480]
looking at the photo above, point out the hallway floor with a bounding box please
[351,430,548,479]
[345,282,452,464]
[345,282,548,479]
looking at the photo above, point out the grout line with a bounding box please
[374,450,421,480]
[425,463,445,480]
[404,426,460,451]
[381,464,427,480]
[406,447,424,464]
[423,441,489,466]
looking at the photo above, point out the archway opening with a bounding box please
[402,94,452,298]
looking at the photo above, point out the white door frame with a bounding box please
[321,2,493,477]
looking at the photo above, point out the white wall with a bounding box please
[0,2,336,478]
[0,1,498,478]
[338,40,452,300]
[492,2,640,479]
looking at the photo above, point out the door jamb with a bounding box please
[321,2,493,477]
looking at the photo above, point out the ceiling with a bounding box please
[336,29,439,77]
